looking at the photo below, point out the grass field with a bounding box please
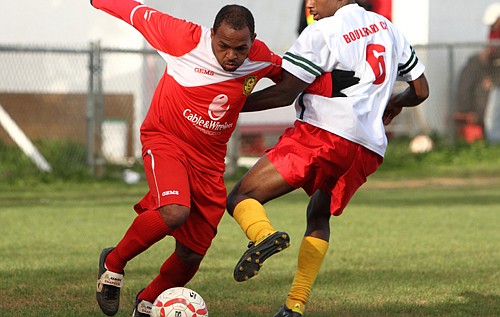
[1,176,499,317]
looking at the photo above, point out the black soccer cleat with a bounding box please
[132,289,153,317]
[233,231,290,282]
[96,247,124,316]
[273,304,303,317]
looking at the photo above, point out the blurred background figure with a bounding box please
[454,3,500,143]
[297,0,392,34]
[297,0,315,34]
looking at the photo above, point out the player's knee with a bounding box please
[178,251,203,266]
[175,242,204,266]
[226,194,247,216]
[226,190,240,216]
[158,204,190,230]
[226,198,235,216]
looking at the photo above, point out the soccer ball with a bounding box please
[409,134,434,154]
[151,287,208,317]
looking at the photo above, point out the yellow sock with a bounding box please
[232,198,276,243]
[285,236,329,315]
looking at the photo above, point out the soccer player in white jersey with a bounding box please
[226,0,429,316]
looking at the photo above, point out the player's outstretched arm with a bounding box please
[91,0,196,55]
[90,0,145,24]
[383,73,429,125]
[242,70,309,112]
[242,69,360,112]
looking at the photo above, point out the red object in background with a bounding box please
[489,28,500,40]
[371,0,392,21]
[460,125,484,143]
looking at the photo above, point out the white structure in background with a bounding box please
[1,0,500,157]
[0,104,52,172]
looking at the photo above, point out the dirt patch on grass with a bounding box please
[364,177,500,189]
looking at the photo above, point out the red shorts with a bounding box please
[134,141,226,255]
[267,121,383,216]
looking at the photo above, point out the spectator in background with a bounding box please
[454,3,500,143]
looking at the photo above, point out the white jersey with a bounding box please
[282,4,425,157]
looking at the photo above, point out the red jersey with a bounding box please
[92,0,282,174]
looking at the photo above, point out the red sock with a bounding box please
[138,251,200,302]
[105,210,171,273]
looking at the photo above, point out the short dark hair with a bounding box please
[213,4,255,35]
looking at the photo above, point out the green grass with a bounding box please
[378,137,500,179]
[2,136,500,183]
[0,178,499,317]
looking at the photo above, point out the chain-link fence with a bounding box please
[0,41,497,179]
[0,43,164,179]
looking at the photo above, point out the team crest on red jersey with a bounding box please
[243,76,257,95]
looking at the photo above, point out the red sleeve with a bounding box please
[247,40,283,83]
[91,0,142,24]
[304,73,332,97]
[92,0,201,56]
[267,53,283,83]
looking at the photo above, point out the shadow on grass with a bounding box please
[352,190,500,208]
[303,268,500,317]
[224,266,500,317]
[1,267,499,317]
[310,292,500,317]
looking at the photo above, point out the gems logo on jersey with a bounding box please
[243,76,257,95]
[208,94,230,120]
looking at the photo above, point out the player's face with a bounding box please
[211,21,256,72]
[306,0,345,21]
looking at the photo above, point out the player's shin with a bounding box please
[232,198,276,243]
[138,251,200,302]
[106,210,171,272]
[285,236,329,315]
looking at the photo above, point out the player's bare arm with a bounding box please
[383,73,429,125]
[242,69,360,112]
[242,70,309,112]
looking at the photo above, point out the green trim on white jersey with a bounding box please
[283,52,323,77]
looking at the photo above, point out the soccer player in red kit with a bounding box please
[91,1,358,315]
[90,1,284,316]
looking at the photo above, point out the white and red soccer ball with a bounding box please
[409,134,434,154]
[151,287,208,317]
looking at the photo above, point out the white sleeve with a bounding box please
[397,33,425,81]
[282,24,332,84]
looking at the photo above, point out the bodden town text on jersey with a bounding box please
[343,21,388,43]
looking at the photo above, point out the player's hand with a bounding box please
[331,69,360,97]
[383,103,403,125]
